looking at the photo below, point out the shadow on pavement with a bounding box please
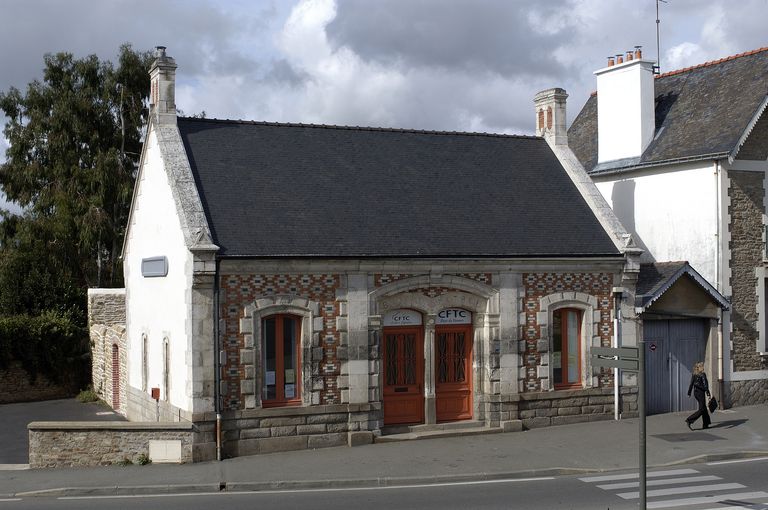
[709,418,749,429]
[652,432,725,442]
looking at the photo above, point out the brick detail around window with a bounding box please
[522,272,614,392]
[221,274,341,410]
[374,273,491,287]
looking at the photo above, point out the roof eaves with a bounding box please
[589,152,731,177]
[636,263,730,313]
[729,94,768,164]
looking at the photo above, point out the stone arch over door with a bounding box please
[239,295,321,409]
[538,292,600,391]
[369,275,500,424]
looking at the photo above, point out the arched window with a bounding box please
[262,314,301,407]
[546,107,553,129]
[552,308,582,389]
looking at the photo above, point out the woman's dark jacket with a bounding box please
[687,372,710,397]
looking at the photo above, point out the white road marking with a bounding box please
[58,476,556,500]
[597,475,720,490]
[646,491,768,508]
[617,482,745,499]
[707,456,768,465]
[0,465,28,471]
[0,499,21,502]
[579,469,699,483]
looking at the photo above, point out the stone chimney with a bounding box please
[595,47,655,163]
[534,88,568,146]
[149,46,177,125]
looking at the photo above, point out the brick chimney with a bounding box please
[149,46,177,125]
[595,48,655,163]
[534,88,568,146]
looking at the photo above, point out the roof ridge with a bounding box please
[656,46,768,79]
[177,116,541,140]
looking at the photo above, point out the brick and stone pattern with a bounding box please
[0,361,72,404]
[522,272,614,392]
[88,289,128,415]
[728,170,765,372]
[28,422,193,468]
[726,379,768,407]
[221,274,341,409]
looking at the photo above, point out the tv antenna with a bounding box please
[655,0,667,74]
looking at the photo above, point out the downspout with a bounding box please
[714,160,724,400]
[213,257,222,461]
[613,288,622,420]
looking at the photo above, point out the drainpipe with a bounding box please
[213,258,222,461]
[613,287,623,420]
[714,160,724,400]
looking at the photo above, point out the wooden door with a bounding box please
[382,326,424,425]
[435,324,473,422]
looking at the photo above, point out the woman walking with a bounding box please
[685,361,711,430]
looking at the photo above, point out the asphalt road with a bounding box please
[4,457,767,510]
[0,398,125,464]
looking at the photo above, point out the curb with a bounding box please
[13,451,768,498]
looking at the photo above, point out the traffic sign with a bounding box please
[592,346,639,359]
[591,356,639,370]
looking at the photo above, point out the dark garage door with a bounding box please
[644,319,709,415]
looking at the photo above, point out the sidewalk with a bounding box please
[2,404,767,498]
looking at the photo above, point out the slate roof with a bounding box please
[636,262,729,311]
[569,47,768,174]
[176,118,621,258]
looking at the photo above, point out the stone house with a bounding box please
[567,46,768,409]
[89,47,643,461]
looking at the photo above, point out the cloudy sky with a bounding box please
[1,0,767,169]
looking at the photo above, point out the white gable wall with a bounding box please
[124,125,193,416]
[593,161,718,285]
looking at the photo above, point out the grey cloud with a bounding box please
[326,0,575,79]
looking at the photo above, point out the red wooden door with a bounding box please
[435,324,473,422]
[382,326,424,425]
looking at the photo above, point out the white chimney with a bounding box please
[149,46,177,125]
[595,49,655,163]
[534,88,568,146]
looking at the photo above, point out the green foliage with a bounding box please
[0,44,153,317]
[77,386,99,403]
[136,453,152,465]
[117,457,133,466]
[0,311,89,387]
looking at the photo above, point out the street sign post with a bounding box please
[590,343,646,508]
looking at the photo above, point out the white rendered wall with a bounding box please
[594,162,718,285]
[124,126,193,412]
[595,59,656,163]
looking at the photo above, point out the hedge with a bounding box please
[0,311,89,388]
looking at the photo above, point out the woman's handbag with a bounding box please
[708,396,718,413]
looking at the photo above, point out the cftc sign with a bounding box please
[436,308,471,325]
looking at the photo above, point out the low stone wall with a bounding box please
[192,403,378,460]
[28,421,193,468]
[726,378,768,407]
[481,387,638,430]
[0,361,73,404]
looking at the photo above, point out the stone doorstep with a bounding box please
[380,420,486,436]
[374,425,503,443]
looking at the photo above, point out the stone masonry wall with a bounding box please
[0,361,72,404]
[217,403,376,458]
[726,379,768,407]
[728,170,766,372]
[88,289,128,414]
[28,422,193,468]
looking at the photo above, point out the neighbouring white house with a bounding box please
[567,46,768,409]
[88,47,647,461]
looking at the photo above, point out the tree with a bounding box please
[0,44,153,318]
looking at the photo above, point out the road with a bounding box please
[2,457,767,509]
